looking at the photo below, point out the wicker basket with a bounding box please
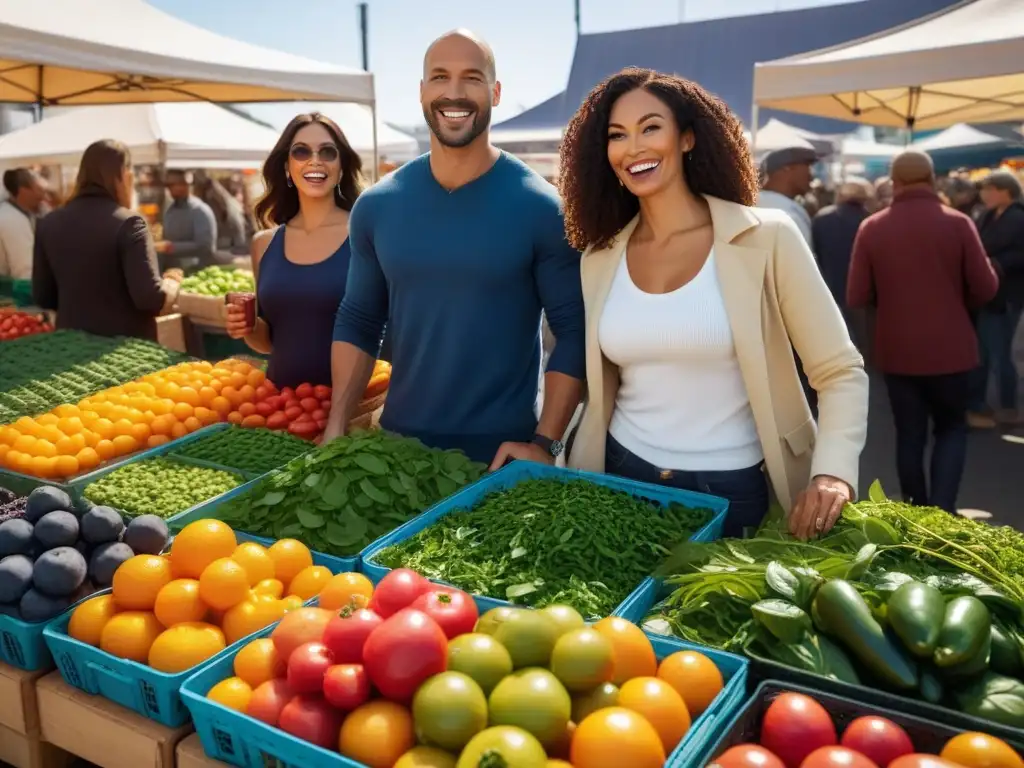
[347,391,387,431]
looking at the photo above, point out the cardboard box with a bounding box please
[176,292,227,326]
[0,662,47,735]
[156,312,188,353]
[176,733,229,768]
[0,723,72,768]
[37,674,191,768]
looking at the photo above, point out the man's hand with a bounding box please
[320,417,347,446]
[489,441,554,472]
[788,474,853,540]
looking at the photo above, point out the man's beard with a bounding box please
[424,99,491,148]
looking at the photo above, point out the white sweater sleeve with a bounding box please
[0,205,34,280]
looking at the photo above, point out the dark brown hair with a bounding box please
[254,112,364,228]
[72,140,131,206]
[559,67,758,251]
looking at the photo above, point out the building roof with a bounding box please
[494,0,958,134]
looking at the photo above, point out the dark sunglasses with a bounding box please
[289,144,340,163]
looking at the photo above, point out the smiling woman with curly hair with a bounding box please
[561,68,868,540]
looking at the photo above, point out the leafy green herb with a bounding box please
[171,426,311,475]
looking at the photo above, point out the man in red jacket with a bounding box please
[847,151,999,512]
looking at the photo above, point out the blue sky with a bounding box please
[148,0,858,126]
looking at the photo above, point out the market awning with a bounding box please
[0,0,374,106]
[752,0,1024,130]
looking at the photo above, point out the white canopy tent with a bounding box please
[751,0,1024,131]
[911,123,1009,152]
[0,0,379,175]
[743,118,833,155]
[0,103,281,170]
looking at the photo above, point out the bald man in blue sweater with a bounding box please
[323,30,585,468]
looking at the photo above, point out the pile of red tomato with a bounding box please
[0,309,52,341]
[710,691,1022,768]
[249,381,333,439]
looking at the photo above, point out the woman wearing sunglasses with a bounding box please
[225,113,364,388]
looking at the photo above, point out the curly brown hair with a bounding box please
[559,67,758,251]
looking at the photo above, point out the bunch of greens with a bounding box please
[374,477,714,618]
[213,430,485,557]
[171,426,311,475]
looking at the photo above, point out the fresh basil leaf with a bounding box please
[296,508,325,529]
[752,599,812,644]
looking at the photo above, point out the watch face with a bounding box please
[550,439,565,457]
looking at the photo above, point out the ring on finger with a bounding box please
[815,517,825,531]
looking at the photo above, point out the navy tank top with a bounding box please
[257,226,350,388]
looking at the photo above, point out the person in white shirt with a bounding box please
[757,146,817,244]
[0,169,47,280]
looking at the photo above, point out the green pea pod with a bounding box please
[887,581,945,657]
[934,596,991,668]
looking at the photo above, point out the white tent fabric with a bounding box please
[0,103,281,169]
[744,118,833,155]
[0,0,373,105]
[838,137,902,159]
[752,0,1024,129]
[240,103,418,164]
[911,123,1007,151]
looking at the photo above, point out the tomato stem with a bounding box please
[437,593,452,605]
[476,751,509,768]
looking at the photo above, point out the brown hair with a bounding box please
[559,67,758,251]
[254,112,364,228]
[72,140,131,206]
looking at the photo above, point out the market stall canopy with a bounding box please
[0,103,281,169]
[752,0,1024,130]
[912,123,1009,151]
[0,0,373,105]
[911,122,1024,172]
[744,118,834,155]
[239,103,418,164]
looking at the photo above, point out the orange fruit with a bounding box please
[177,387,201,407]
[154,579,208,626]
[571,707,666,768]
[210,396,232,416]
[267,539,313,584]
[75,446,101,471]
[94,439,117,461]
[226,411,244,425]
[112,555,173,610]
[240,414,267,428]
[194,407,218,426]
[111,434,139,456]
[92,418,116,440]
[199,558,251,611]
[170,421,189,439]
[29,455,57,478]
[149,414,173,436]
[233,637,285,688]
[940,733,1024,768]
[238,385,257,403]
[100,611,164,663]
[221,597,286,644]
[228,371,248,389]
[253,578,284,599]
[147,434,170,448]
[286,565,332,600]
[207,676,252,712]
[183,416,202,433]
[238,402,257,417]
[282,595,304,612]
[592,617,658,684]
[172,402,194,421]
[151,398,175,416]
[657,651,723,717]
[617,677,690,753]
[32,439,57,458]
[53,455,80,478]
[12,434,36,454]
[170,519,238,579]
[54,434,85,455]
[129,423,152,443]
[318,572,374,611]
[112,418,134,437]
[68,594,119,646]
[231,542,275,585]
[338,701,415,768]
[148,622,227,673]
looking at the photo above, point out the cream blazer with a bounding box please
[568,195,869,512]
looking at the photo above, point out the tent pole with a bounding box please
[370,99,380,183]
[750,102,760,155]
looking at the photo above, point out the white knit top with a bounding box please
[598,248,763,471]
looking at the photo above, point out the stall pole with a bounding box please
[370,96,380,183]
[359,3,369,72]
[750,102,760,156]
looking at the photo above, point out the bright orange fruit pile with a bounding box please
[0,359,267,478]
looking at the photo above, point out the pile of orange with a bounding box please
[0,359,268,479]
[67,518,368,674]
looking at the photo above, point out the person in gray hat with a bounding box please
[758,145,818,244]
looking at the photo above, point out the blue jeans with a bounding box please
[605,434,769,538]
[970,303,1023,411]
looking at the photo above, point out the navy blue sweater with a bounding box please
[333,152,585,463]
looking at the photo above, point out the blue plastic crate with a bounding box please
[359,461,728,616]
[179,621,748,768]
[0,588,102,672]
[41,590,322,728]
[166,481,359,574]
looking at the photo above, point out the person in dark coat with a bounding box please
[32,140,180,340]
[968,170,1024,427]
[812,178,873,348]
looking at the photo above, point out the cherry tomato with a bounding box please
[323,664,370,711]
[801,747,879,768]
[841,717,914,768]
[411,587,479,639]
[889,756,966,768]
[761,693,838,768]
[940,733,1023,768]
[284,405,304,421]
[369,568,430,618]
[295,383,314,399]
[266,411,289,430]
[321,607,383,664]
[313,384,332,400]
[255,401,274,417]
[711,745,787,768]
[362,608,448,702]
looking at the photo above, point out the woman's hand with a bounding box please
[224,302,252,339]
[163,268,184,283]
[788,474,852,540]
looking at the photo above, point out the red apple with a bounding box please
[323,664,370,711]
[246,679,292,726]
[278,695,344,750]
[287,642,334,695]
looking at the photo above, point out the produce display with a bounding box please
[0,309,52,341]
[0,330,189,426]
[65,518,361,669]
[0,485,171,622]
[0,485,24,523]
[0,358,268,479]
[646,483,1024,728]
[171,426,312,476]
[374,478,714,618]
[82,458,243,519]
[706,688,1022,768]
[204,566,730,768]
[214,430,485,558]
[179,266,255,297]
